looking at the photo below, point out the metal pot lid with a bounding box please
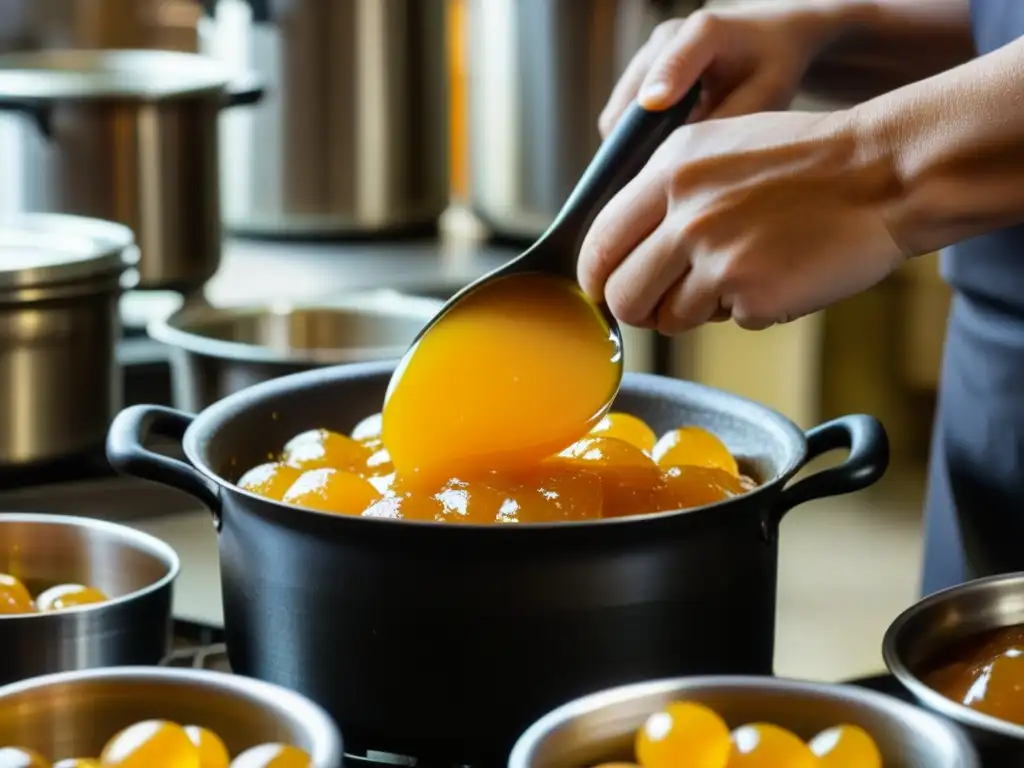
[0,50,231,101]
[0,214,135,290]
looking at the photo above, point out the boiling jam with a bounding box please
[382,273,622,482]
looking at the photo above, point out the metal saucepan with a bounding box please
[148,291,443,412]
[509,675,978,767]
[0,666,343,767]
[0,513,178,686]
[884,572,1024,766]
[0,49,263,293]
[0,212,136,469]
[106,361,889,762]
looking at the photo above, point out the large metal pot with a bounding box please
[0,212,135,468]
[510,675,978,767]
[0,513,178,686]
[106,361,889,762]
[148,291,442,412]
[467,0,702,240]
[200,0,449,237]
[884,572,1024,767]
[0,49,263,293]
[0,666,343,767]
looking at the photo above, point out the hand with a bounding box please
[578,110,909,333]
[599,3,847,137]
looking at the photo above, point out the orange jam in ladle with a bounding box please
[383,272,622,483]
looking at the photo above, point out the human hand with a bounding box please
[578,110,909,333]
[599,3,848,137]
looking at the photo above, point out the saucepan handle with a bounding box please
[106,405,223,530]
[768,414,889,533]
[222,73,265,109]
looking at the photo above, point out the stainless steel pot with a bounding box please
[467,0,702,240]
[510,675,978,767]
[0,513,178,686]
[148,291,442,412]
[0,666,343,767]
[0,212,135,468]
[0,49,263,293]
[884,572,1024,767]
[106,361,888,762]
[200,0,449,237]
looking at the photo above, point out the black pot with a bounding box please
[106,361,889,763]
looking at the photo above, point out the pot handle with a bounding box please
[106,405,223,530]
[223,73,265,109]
[768,414,889,533]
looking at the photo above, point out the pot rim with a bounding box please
[0,49,235,101]
[0,665,344,767]
[0,512,179,622]
[883,570,1024,741]
[508,674,979,768]
[147,292,443,366]
[180,360,810,534]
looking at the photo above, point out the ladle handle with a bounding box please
[542,84,703,254]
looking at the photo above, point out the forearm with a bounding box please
[800,0,975,104]
[853,36,1024,254]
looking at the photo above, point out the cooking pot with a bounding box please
[0,49,263,293]
[884,572,1024,767]
[106,361,888,762]
[467,0,703,240]
[0,513,178,686]
[0,212,136,469]
[200,0,449,237]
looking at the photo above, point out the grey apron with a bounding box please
[921,0,1024,595]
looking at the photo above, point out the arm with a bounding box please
[802,0,976,103]
[857,34,1024,254]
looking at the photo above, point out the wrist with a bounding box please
[790,0,882,61]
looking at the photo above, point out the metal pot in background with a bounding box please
[0,213,136,468]
[0,49,263,293]
[467,0,703,240]
[200,0,450,238]
[148,291,443,412]
[0,513,178,686]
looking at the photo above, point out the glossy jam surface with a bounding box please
[383,273,622,482]
[0,573,36,614]
[244,410,756,524]
[592,701,883,768]
[35,584,108,611]
[7,720,311,768]
[926,623,1024,725]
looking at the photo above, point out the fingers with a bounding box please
[604,223,692,328]
[577,169,668,305]
[599,20,683,138]
[653,261,721,335]
[706,74,791,120]
[637,12,721,111]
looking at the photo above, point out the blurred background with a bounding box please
[0,0,944,683]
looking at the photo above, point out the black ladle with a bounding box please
[405,85,703,357]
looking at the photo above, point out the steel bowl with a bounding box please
[0,666,343,767]
[884,572,1024,766]
[148,291,443,411]
[0,512,178,685]
[509,675,978,768]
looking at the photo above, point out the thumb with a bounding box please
[637,13,721,111]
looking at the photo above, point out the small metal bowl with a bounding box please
[0,666,343,767]
[509,675,978,768]
[0,512,178,685]
[884,572,1024,766]
[148,291,443,412]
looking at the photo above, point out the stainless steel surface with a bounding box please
[0,666,343,767]
[884,572,1024,764]
[150,291,442,411]
[201,0,449,236]
[510,675,978,768]
[467,0,701,239]
[0,213,134,467]
[0,49,261,292]
[0,513,178,686]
